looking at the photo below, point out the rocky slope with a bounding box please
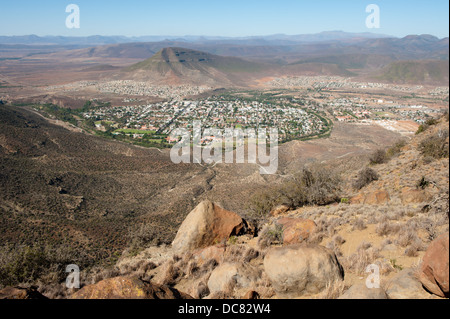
[48,116,448,300]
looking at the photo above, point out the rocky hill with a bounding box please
[118,47,272,86]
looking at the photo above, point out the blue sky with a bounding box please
[0,0,448,38]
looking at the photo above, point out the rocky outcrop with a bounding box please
[263,244,344,298]
[351,190,390,205]
[419,232,449,298]
[400,188,433,204]
[207,262,260,295]
[172,200,247,252]
[71,276,193,299]
[338,283,388,299]
[0,286,48,300]
[364,190,390,205]
[275,217,317,245]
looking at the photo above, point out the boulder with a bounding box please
[0,286,47,300]
[207,262,260,295]
[386,269,435,299]
[276,217,317,245]
[419,232,449,298]
[338,283,388,299]
[263,244,344,298]
[172,200,247,252]
[71,276,193,299]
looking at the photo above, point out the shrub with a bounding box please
[247,165,342,223]
[369,149,387,165]
[416,176,430,190]
[353,167,379,190]
[386,140,407,158]
[419,130,449,159]
[258,224,284,248]
[416,118,439,134]
[0,243,77,288]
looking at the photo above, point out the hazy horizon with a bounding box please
[0,0,448,38]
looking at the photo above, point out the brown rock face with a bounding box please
[350,190,390,205]
[276,218,317,245]
[350,193,365,204]
[401,188,433,204]
[364,190,390,205]
[0,287,47,300]
[264,244,344,298]
[419,232,449,298]
[71,276,193,299]
[172,200,247,252]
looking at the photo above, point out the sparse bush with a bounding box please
[353,167,379,190]
[248,165,342,223]
[0,243,80,289]
[419,130,449,159]
[386,140,407,158]
[416,176,430,190]
[352,218,367,231]
[369,149,387,165]
[257,224,284,248]
[416,118,439,135]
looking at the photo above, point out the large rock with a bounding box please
[207,262,260,295]
[419,232,449,298]
[338,283,388,299]
[71,276,193,299]
[263,244,344,298]
[386,269,435,299]
[0,286,47,300]
[276,217,317,245]
[172,200,246,252]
